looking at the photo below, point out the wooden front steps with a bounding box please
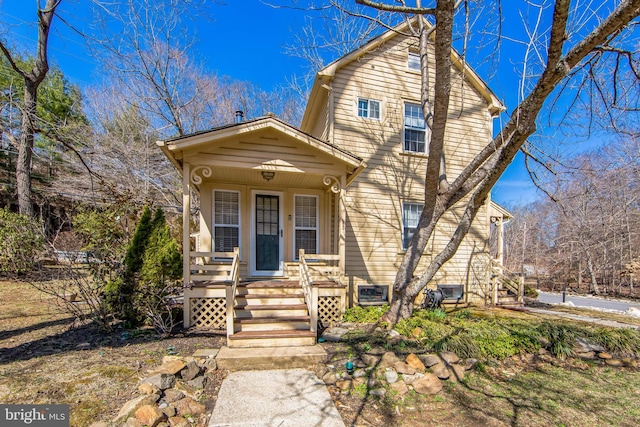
[228,281,316,348]
[496,288,523,307]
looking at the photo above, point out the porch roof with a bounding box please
[157,115,367,188]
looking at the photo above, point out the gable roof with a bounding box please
[301,18,506,131]
[157,114,367,186]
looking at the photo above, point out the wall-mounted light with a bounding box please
[261,171,275,181]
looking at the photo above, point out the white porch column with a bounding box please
[496,218,504,267]
[182,163,191,328]
[338,176,346,279]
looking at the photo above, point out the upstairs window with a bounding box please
[402,202,423,250]
[408,51,421,71]
[404,102,427,154]
[357,98,380,120]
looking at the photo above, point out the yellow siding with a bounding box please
[321,35,495,301]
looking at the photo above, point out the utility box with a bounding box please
[357,284,389,305]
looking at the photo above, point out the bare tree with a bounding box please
[0,0,61,216]
[343,0,640,323]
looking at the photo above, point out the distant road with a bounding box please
[537,291,640,313]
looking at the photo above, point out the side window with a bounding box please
[404,102,427,154]
[357,98,381,120]
[402,202,423,250]
[213,190,240,253]
[408,51,420,71]
[294,195,318,259]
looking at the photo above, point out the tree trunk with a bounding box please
[16,82,38,216]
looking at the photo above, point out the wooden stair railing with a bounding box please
[490,259,524,305]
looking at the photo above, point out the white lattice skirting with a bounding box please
[190,297,226,329]
[319,296,342,323]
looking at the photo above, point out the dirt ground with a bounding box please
[2,279,640,427]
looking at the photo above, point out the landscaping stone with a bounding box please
[577,351,596,360]
[187,375,207,389]
[336,379,352,392]
[181,361,201,381]
[323,327,350,342]
[623,358,638,368]
[353,369,367,378]
[354,358,368,368]
[135,404,165,427]
[192,348,219,359]
[598,352,613,360]
[463,358,478,371]
[439,351,460,365]
[322,371,338,385]
[361,353,380,366]
[161,405,176,418]
[449,364,466,382]
[168,416,191,427]
[172,397,206,416]
[149,360,187,376]
[141,373,176,390]
[412,373,443,395]
[576,338,606,353]
[379,351,400,369]
[394,361,416,375]
[113,394,161,424]
[390,380,409,396]
[315,363,328,379]
[126,417,144,427]
[388,329,401,339]
[384,368,399,384]
[138,383,160,395]
[420,354,441,367]
[406,353,426,372]
[430,362,450,380]
[605,359,624,367]
[370,388,387,397]
[402,373,424,385]
[163,389,185,404]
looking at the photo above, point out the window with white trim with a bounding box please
[408,51,420,71]
[402,202,423,250]
[294,195,318,259]
[213,190,240,253]
[404,102,427,154]
[357,98,381,120]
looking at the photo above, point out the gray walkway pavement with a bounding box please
[209,369,345,427]
[521,306,639,329]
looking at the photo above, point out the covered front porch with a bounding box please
[157,115,365,346]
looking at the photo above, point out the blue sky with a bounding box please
[0,0,552,207]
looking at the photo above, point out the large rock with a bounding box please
[379,352,400,370]
[172,397,206,416]
[463,358,478,371]
[384,369,399,384]
[439,351,460,365]
[135,404,165,427]
[448,364,466,382]
[420,354,441,367]
[140,373,176,390]
[322,371,337,385]
[148,360,187,376]
[336,379,352,392]
[430,362,450,380]
[113,394,160,424]
[163,389,185,404]
[181,361,202,381]
[390,380,409,396]
[405,353,426,373]
[412,373,443,395]
[138,383,160,395]
[361,354,380,367]
[187,375,207,389]
[394,362,416,375]
[167,417,191,427]
[576,338,606,353]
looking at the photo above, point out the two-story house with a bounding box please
[158,20,513,347]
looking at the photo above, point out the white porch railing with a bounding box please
[490,259,524,304]
[299,249,343,334]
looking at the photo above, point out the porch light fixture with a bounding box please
[261,171,275,181]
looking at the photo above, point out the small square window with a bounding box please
[408,51,420,71]
[357,98,380,120]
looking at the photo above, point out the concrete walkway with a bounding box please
[521,306,639,329]
[209,369,345,427]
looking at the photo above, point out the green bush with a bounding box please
[343,305,389,323]
[0,208,45,274]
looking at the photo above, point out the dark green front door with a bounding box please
[255,194,280,272]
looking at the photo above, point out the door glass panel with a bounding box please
[256,194,279,271]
